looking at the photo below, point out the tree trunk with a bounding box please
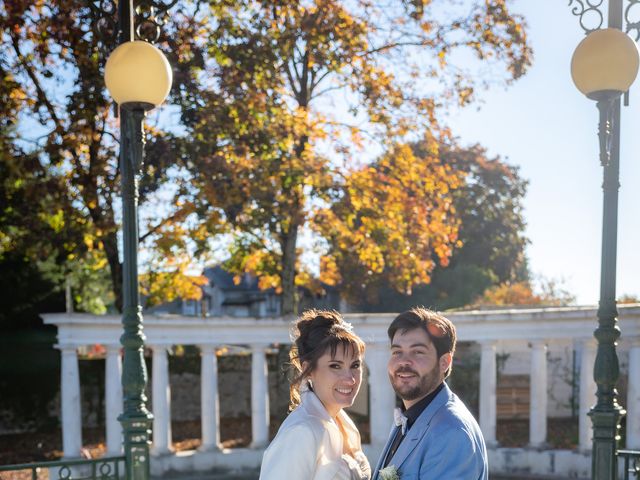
[85,197,123,313]
[102,231,123,313]
[280,222,299,317]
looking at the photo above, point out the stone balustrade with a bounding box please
[43,305,640,478]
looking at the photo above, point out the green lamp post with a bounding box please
[570,15,640,480]
[103,2,173,479]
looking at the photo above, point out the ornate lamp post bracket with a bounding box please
[134,0,179,43]
[90,0,178,52]
[625,0,640,38]
[569,0,606,33]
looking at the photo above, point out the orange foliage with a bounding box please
[475,281,541,306]
[140,265,209,308]
[618,294,640,304]
[474,278,575,307]
[314,135,463,300]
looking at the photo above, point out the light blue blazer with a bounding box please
[372,383,488,480]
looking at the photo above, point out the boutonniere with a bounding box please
[379,465,399,480]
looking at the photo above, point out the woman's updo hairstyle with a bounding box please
[288,309,365,410]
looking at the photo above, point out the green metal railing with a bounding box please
[620,449,640,479]
[0,456,125,480]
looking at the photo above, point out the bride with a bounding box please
[259,309,371,480]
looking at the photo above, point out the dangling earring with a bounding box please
[300,377,312,392]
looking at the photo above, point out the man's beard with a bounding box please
[389,365,441,401]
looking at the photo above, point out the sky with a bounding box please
[448,0,640,305]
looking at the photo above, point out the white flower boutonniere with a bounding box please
[378,465,399,480]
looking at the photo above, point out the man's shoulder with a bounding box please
[423,396,487,460]
[432,393,482,435]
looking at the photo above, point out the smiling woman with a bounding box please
[306,346,363,419]
[259,310,371,480]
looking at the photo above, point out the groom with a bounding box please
[373,307,488,479]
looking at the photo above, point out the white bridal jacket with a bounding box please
[259,385,370,480]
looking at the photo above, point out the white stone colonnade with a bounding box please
[105,344,123,455]
[199,344,220,451]
[43,305,640,477]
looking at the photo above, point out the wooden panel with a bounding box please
[497,374,530,419]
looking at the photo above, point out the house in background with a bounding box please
[147,265,343,317]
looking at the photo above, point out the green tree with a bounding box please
[174,0,532,314]
[443,143,529,282]
[1,60,106,311]
[428,142,530,307]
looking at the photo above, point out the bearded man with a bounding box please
[372,307,488,480]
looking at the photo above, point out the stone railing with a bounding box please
[42,305,640,478]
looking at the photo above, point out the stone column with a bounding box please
[60,345,83,458]
[105,345,123,455]
[151,346,172,454]
[626,338,640,449]
[579,339,597,451]
[199,345,220,451]
[250,344,269,448]
[529,341,547,447]
[367,342,396,450]
[479,341,497,446]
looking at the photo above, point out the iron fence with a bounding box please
[620,449,640,480]
[0,456,125,480]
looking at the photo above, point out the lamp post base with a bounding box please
[120,413,153,480]
[590,405,625,479]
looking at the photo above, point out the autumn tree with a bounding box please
[174,0,532,314]
[423,143,530,308]
[2,0,532,315]
[0,0,205,312]
[324,141,530,309]
[473,277,575,307]
[0,56,101,312]
[618,294,640,304]
[314,136,463,302]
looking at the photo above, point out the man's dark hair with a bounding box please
[388,307,457,377]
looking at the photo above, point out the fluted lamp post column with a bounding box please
[104,36,172,480]
[570,28,639,480]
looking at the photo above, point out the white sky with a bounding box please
[448,0,640,305]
